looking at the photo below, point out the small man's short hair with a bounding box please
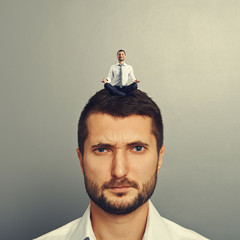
[117,49,126,55]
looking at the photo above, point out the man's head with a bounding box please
[117,49,126,63]
[77,89,165,215]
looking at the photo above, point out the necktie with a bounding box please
[119,64,122,88]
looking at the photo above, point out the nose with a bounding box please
[111,149,128,179]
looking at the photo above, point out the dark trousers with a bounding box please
[104,83,138,96]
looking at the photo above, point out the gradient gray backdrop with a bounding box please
[1,1,239,239]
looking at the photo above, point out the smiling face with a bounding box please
[117,51,126,63]
[77,113,165,215]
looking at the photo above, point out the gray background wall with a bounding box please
[1,0,239,239]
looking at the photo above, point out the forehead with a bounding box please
[86,113,155,144]
[117,51,125,55]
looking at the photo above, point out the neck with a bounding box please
[119,61,124,65]
[90,200,149,240]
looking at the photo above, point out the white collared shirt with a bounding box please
[33,201,209,240]
[106,62,136,86]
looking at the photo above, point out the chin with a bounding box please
[105,195,146,215]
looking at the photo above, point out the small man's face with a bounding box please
[117,51,126,62]
[77,113,165,215]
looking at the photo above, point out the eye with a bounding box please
[95,148,107,153]
[133,146,144,152]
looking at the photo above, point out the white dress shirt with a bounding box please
[106,62,136,86]
[33,201,209,240]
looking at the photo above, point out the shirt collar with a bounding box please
[70,201,173,240]
[143,201,173,240]
[117,62,126,66]
[69,205,96,240]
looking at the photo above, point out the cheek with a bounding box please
[129,154,158,182]
[83,154,112,181]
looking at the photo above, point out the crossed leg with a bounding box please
[104,83,138,96]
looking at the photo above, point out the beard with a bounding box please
[83,169,157,215]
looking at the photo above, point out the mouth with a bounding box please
[102,178,140,193]
[108,186,131,193]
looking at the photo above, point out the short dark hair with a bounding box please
[117,49,126,55]
[78,89,163,155]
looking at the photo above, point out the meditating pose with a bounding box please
[102,49,140,96]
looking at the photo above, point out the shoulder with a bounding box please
[33,218,81,240]
[124,63,132,67]
[147,202,209,240]
[162,217,209,240]
[109,64,118,71]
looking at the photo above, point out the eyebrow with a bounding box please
[126,141,149,148]
[91,141,149,149]
[91,143,114,149]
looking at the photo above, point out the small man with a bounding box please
[102,49,140,96]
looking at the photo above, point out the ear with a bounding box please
[76,148,84,174]
[157,146,165,174]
